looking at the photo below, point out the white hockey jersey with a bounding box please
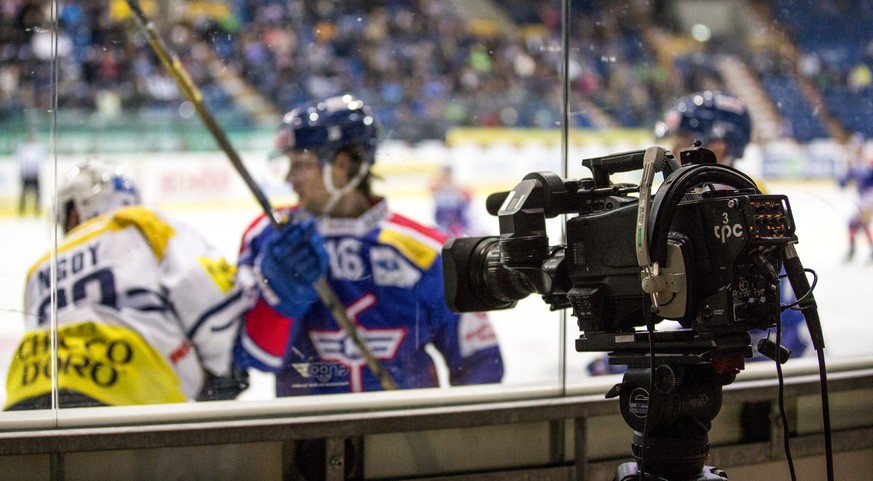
[6,206,246,407]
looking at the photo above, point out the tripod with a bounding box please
[579,330,753,481]
[607,363,734,480]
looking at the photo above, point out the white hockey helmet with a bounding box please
[59,160,141,231]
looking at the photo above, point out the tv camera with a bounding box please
[443,145,805,481]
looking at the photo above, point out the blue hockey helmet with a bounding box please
[655,91,752,160]
[274,94,378,166]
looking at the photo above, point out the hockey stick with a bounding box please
[124,0,398,391]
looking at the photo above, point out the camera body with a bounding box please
[443,146,797,364]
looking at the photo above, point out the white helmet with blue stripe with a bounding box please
[59,160,141,231]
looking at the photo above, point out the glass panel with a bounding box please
[561,0,873,388]
[3,0,870,425]
[217,0,569,398]
[0,1,57,417]
[3,0,569,416]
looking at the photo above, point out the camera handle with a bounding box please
[636,147,672,313]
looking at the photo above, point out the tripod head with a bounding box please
[598,330,748,481]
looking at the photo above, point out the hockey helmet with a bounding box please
[655,91,752,160]
[59,160,141,230]
[274,94,378,166]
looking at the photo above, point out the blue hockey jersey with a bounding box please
[235,198,504,395]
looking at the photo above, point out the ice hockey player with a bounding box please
[234,94,504,395]
[654,90,752,168]
[5,160,248,410]
[430,164,474,237]
[838,132,873,261]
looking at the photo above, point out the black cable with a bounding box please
[783,245,834,481]
[637,306,658,480]
[779,268,818,310]
[774,321,798,481]
[816,349,834,481]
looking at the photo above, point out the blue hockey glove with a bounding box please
[258,215,329,319]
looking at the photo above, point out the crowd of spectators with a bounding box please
[222,0,684,135]
[0,0,771,142]
[768,0,873,138]
[1,0,230,126]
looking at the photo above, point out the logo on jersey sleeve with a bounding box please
[458,312,499,358]
[378,225,442,270]
[370,246,421,288]
[198,256,237,293]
